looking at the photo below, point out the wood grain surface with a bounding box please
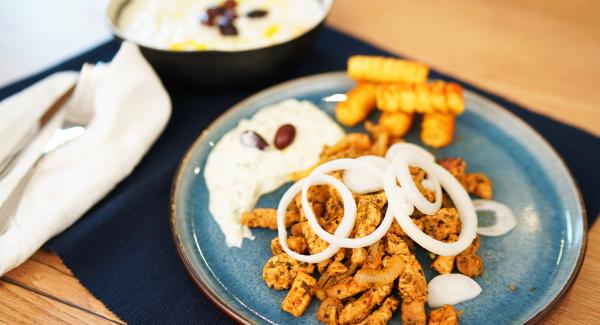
[1,0,599,324]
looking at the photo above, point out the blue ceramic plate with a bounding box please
[171,72,586,324]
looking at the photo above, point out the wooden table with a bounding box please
[1,1,599,323]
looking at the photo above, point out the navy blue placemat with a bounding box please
[1,27,598,324]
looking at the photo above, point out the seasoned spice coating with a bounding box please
[326,278,369,300]
[428,305,459,325]
[241,208,298,229]
[456,235,484,277]
[431,255,456,274]
[437,157,466,185]
[262,253,300,290]
[271,236,307,255]
[422,208,461,242]
[281,272,318,317]
[465,173,493,199]
[317,297,344,325]
[356,296,400,325]
[339,284,393,324]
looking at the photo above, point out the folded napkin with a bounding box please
[0,42,171,275]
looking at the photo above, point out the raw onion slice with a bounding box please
[385,154,478,256]
[428,274,482,308]
[474,200,516,236]
[354,255,405,286]
[387,143,438,194]
[422,179,436,191]
[302,159,394,248]
[383,167,414,215]
[390,150,442,215]
[277,175,355,264]
[343,155,388,194]
[386,142,435,162]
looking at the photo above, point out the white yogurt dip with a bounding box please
[118,0,326,51]
[204,99,344,247]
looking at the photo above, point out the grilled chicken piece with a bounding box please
[465,173,493,199]
[356,296,400,325]
[290,222,304,237]
[422,208,461,242]
[387,235,428,324]
[456,235,484,277]
[262,253,300,290]
[302,221,330,255]
[326,278,369,300]
[428,305,459,325]
[271,236,307,255]
[241,208,298,229]
[437,157,466,185]
[317,297,344,325]
[431,255,456,274]
[281,272,318,317]
[339,284,393,324]
[402,300,427,325]
[351,247,368,266]
[422,209,461,275]
[355,192,387,237]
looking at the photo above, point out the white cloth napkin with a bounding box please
[0,42,171,275]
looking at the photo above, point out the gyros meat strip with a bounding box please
[262,253,300,290]
[437,157,466,186]
[326,277,369,300]
[431,253,456,275]
[355,192,387,237]
[281,272,318,317]
[317,297,344,325]
[270,236,307,255]
[339,284,393,324]
[428,305,459,325]
[457,235,484,277]
[422,208,461,242]
[388,235,428,325]
[465,173,493,199]
[356,296,400,325]
[402,300,428,325]
[241,208,298,229]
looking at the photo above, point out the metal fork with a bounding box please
[0,64,96,234]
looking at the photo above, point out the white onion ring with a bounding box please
[383,166,414,215]
[390,150,442,215]
[386,142,435,162]
[422,179,436,191]
[428,274,482,308]
[387,144,438,192]
[277,175,355,264]
[385,154,477,256]
[302,159,394,248]
[277,142,479,259]
[474,199,516,236]
[343,155,388,194]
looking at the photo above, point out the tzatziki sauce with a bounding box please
[117,0,326,51]
[204,99,344,247]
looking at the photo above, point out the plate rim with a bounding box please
[170,71,588,324]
